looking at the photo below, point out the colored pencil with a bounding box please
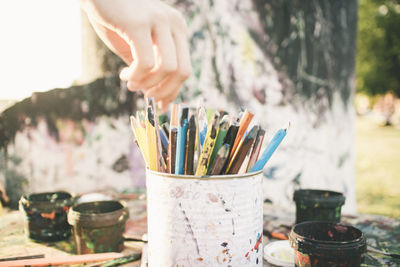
[227,125,259,174]
[195,111,220,176]
[208,144,230,175]
[207,115,230,174]
[184,110,196,175]
[175,106,189,174]
[250,124,288,172]
[228,110,254,161]
[168,104,179,173]
[247,128,266,172]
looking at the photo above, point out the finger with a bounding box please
[171,26,192,81]
[120,28,155,82]
[126,79,141,91]
[139,24,177,89]
[90,20,133,64]
[145,72,181,103]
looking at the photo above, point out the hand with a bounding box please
[80,0,192,110]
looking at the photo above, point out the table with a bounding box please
[1,200,399,266]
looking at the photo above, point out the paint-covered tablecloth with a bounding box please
[1,200,399,266]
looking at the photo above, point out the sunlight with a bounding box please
[0,0,82,100]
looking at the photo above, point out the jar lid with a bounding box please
[263,240,295,267]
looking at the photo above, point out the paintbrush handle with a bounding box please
[367,246,400,259]
[0,253,123,267]
[250,128,286,172]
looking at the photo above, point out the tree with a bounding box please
[357,0,400,97]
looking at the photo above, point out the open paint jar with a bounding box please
[293,189,345,223]
[146,170,264,266]
[19,191,73,242]
[68,200,129,254]
[289,221,366,267]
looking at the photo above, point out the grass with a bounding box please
[356,115,400,219]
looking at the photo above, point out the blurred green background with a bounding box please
[356,0,400,218]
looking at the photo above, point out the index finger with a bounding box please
[120,27,155,83]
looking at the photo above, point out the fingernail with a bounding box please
[119,67,129,80]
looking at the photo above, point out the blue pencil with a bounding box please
[175,106,189,174]
[250,124,288,172]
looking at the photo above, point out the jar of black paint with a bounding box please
[19,191,74,242]
[289,221,366,267]
[293,189,345,223]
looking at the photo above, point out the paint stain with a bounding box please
[208,193,218,202]
[41,211,56,220]
[244,233,262,259]
[170,186,184,198]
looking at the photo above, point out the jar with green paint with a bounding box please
[68,200,129,254]
[293,189,345,223]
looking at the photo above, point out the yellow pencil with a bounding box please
[195,111,220,176]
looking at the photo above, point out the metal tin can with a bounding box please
[146,170,263,266]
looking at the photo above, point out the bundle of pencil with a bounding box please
[130,98,288,176]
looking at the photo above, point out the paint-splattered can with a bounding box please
[146,170,263,266]
[293,189,345,223]
[68,200,129,254]
[19,191,74,242]
[289,221,366,267]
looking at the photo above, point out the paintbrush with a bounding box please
[220,119,239,174]
[130,116,149,167]
[175,106,189,174]
[227,125,259,174]
[0,254,44,262]
[145,106,158,171]
[228,110,254,162]
[0,253,123,267]
[146,97,166,172]
[161,122,169,139]
[246,127,265,172]
[197,106,208,150]
[207,115,230,174]
[367,246,400,259]
[195,111,220,176]
[168,104,178,173]
[208,144,230,175]
[97,253,142,267]
[250,122,289,172]
[184,110,196,175]
[159,128,169,167]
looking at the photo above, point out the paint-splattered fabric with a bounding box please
[167,0,358,212]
